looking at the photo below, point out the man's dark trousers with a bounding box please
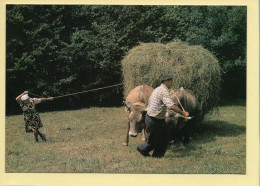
[138,114,169,157]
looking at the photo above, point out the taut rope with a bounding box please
[29,83,123,99]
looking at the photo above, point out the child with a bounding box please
[16,91,54,142]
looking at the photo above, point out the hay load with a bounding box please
[121,41,221,121]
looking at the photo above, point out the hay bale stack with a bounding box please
[121,41,221,120]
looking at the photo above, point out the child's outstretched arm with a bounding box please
[33,97,54,104]
[41,97,54,101]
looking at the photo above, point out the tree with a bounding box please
[173,6,246,98]
[6,5,246,114]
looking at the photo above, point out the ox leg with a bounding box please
[142,128,146,142]
[183,137,190,145]
[122,114,130,146]
[183,130,191,145]
[181,124,191,145]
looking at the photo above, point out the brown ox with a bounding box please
[122,85,154,146]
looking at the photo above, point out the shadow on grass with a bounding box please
[197,120,246,139]
[168,120,246,157]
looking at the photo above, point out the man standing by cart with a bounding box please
[137,74,189,158]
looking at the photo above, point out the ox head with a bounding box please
[125,102,146,137]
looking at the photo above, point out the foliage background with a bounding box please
[6,5,246,114]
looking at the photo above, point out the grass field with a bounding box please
[5,100,246,174]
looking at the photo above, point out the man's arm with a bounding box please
[161,89,189,117]
[161,90,176,109]
[171,105,189,117]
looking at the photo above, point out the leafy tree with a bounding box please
[173,6,246,98]
[6,5,246,114]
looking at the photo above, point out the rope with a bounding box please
[41,83,124,99]
[170,89,186,112]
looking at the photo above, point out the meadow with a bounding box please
[5,100,246,174]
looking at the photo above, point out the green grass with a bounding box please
[5,100,246,173]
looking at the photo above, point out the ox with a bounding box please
[122,85,154,146]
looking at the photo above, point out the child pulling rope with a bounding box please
[17,83,123,142]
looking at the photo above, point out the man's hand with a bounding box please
[183,111,189,117]
[48,97,54,100]
[171,105,189,117]
[24,91,29,94]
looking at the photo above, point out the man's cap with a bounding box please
[160,74,173,83]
